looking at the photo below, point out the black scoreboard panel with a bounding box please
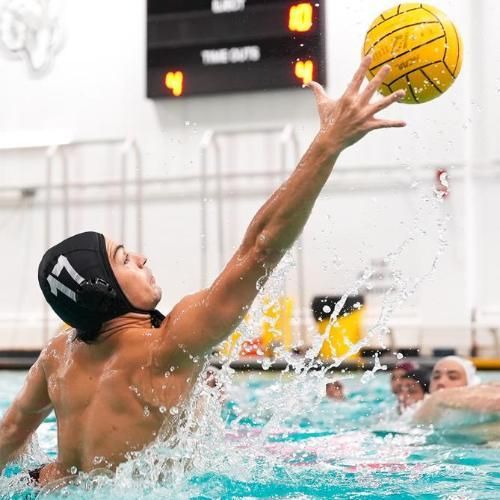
[147,0,326,98]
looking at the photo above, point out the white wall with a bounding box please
[0,0,498,354]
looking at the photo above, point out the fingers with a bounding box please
[360,64,392,103]
[366,89,406,130]
[307,80,329,105]
[346,55,373,94]
[370,119,407,130]
[369,89,406,114]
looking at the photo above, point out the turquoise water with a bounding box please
[1,370,499,499]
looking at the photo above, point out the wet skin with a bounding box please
[33,240,203,483]
[390,368,408,395]
[396,378,425,411]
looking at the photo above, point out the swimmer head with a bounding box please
[390,361,418,395]
[325,380,345,401]
[397,369,429,411]
[106,238,162,312]
[430,356,480,392]
[38,231,163,343]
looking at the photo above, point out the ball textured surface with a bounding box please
[363,3,462,104]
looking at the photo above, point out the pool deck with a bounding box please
[0,351,42,370]
[2,350,500,371]
[211,356,500,371]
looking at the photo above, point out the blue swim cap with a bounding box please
[38,231,163,340]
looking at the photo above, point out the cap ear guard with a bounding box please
[77,278,117,314]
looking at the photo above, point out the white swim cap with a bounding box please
[435,356,481,386]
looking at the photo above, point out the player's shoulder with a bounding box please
[168,289,210,321]
[39,326,75,363]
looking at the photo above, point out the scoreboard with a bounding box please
[147,0,326,98]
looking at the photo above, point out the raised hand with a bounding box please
[309,55,406,151]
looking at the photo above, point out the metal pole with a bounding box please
[199,125,304,288]
[0,138,135,347]
[464,0,483,356]
[6,160,500,196]
[200,131,214,287]
[118,139,144,252]
[43,146,57,344]
[200,124,292,136]
[61,148,69,237]
[214,138,225,271]
[130,141,144,253]
[120,142,128,244]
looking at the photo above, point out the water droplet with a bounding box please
[159,406,167,414]
[144,406,150,417]
[396,352,403,359]
[70,466,77,474]
[360,370,375,384]
[322,305,331,314]
[169,406,179,415]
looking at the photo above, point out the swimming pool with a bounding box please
[1,370,499,499]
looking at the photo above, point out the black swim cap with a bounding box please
[38,231,164,340]
[405,369,431,394]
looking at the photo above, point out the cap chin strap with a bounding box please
[149,309,165,328]
[77,277,164,328]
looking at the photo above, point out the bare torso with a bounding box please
[39,313,199,483]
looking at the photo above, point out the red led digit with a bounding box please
[164,71,184,97]
[288,3,313,32]
[294,60,314,85]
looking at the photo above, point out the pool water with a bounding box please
[1,370,499,499]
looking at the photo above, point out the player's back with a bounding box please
[41,314,196,474]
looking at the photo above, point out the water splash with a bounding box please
[0,171,454,498]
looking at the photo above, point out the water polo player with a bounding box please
[0,56,406,486]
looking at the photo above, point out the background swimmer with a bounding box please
[325,381,346,401]
[429,355,481,392]
[414,357,499,442]
[396,369,430,413]
[390,361,418,395]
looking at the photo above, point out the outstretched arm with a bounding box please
[414,383,500,425]
[157,56,406,365]
[0,359,52,471]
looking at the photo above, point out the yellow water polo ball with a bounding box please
[363,3,463,104]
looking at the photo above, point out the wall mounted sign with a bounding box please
[0,0,64,74]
